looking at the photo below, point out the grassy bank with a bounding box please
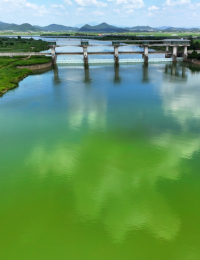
[0,56,52,96]
[0,37,49,53]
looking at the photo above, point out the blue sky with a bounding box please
[0,0,200,27]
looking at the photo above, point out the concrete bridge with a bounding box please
[48,39,190,65]
[0,39,190,66]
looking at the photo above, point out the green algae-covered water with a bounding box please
[1,62,200,260]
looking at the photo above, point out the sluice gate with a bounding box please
[56,58,183,65]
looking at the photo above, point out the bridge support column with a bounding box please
[172,46,178,62]
[114,46,119,65]
[144,46,148,63]
[51,47,57,65]
[165,45,169,58]
[183,46,188,60]
[83,46,88,66]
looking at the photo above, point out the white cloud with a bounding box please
[147,12,154,17]
[63,0,73,5]
[25,2,38,9]
[165,0,190,6]
[51,4,65,9]
[148,5,159,11]
[0,0,49,14]
[108,0,144,9]
[76,7,85,11]
[126,9,134,13]
[38,5,48,14]
[93,10,104,15]
[74,0,107,7]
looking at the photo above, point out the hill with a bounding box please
[38,24,79,31]
[0,21,200,33]
[155,26,171,30]
[0,22,78,32]
[130,26,156,31]
[79,22,127,32]
[0,22,40,32]
[163,27,200,32]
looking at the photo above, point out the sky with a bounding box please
[0,0,200,27]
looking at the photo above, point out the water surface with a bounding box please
[0,61,200,260]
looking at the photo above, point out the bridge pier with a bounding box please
[183,46,188,60]
[172,46,178,62]
[114,46,119,65]
[165,46,169,58]
[51,47,57,65]
[83,46,88,66]
[143,46,148,63]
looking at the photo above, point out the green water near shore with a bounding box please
[0,62,200,259]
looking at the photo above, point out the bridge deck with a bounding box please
[0,51,172,56]
[56,51,172,55]
[52,44,189,48]
[0,50,195,57]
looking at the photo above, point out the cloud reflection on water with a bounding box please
[26,129,200,242]
[160,63,200,127]
[26,62,200,243]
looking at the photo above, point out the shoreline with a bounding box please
[185,58,200,65]
[0,56,52,97]
[0,73,30,97]
[17,60,53,70]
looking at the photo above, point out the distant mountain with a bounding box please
[164,27,185,31]
[39,24,79,31]
[75,22,100,27]
[0,22,78,32]
[187,28,200,31]
[130,26,155,30]
[163,27,200,31]
[0,22,40,32]
[155,26,171,30]
[79,22,127,32]
[34,25,42,29]
[1,21,200,33]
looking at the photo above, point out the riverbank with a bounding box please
[0,56,52,96]
[0,37,49,53]
[185,58,200,65]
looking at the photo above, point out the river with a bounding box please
[0,39,200,260]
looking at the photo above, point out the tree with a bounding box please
[188,51,198,59]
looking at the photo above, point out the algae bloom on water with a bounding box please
[0,61,200,260]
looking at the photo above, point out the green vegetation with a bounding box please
[1,30,200,38]
[40,31,200,38]
[188,51,200,60]
[41,33,71,37]
[0,55,52,96]
[0,21,78,33]
[39,24,78,32]
[0,22,40,32]
[0,37,49,52]
[189,39,200,50]
[79,23,127,33]
[14,56,51,66]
